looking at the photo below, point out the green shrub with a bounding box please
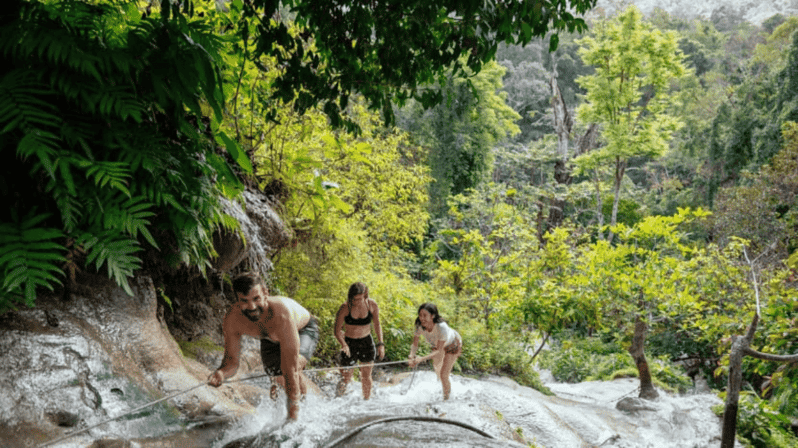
[713,391,798,448]
[538,337,692,393]
[458,323,552,394]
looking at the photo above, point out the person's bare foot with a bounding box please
[336,379,347,397]
[270,383,279,400]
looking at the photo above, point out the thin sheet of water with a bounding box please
[212,370,726,448]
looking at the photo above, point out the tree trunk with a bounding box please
[529,331,550,362]
[721,313,759,448]
[720,312,798,448]
[629,316,659,400]
[608,157,626,244]
[593,170,605,240]
[548,74,572,232]
[720,334,746,448]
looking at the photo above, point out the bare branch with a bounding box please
[742,347,798,363]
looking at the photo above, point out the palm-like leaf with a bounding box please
[78,231,141,296]
[0,212,66,310]
[1,0,238,309]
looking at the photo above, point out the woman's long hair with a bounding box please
[415,302,444,329]
[347,282,369,308]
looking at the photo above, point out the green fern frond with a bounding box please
[219,212,241,233]
[100,195,159,248]
[58,120,94,160]
[92,86,144,122]
[48,179,83,233]
[139,181,186,213]
[16,131,62,178]
[0,73,62,135]
[78,231,141,296]
[0,212,66,309]
[77,160,132,197]
[1,3,105,82]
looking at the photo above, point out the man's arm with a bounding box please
[273,301,302,419]
[208,312,242,387]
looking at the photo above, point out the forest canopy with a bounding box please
[0,0,596,308]
[2,1,798,446]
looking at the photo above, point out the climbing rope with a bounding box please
[401,365,417,395]
[548,385,641,404]
[322,416,495,448]
[36,358,414,448]
[226,358,412,384]
[37,381,209,448]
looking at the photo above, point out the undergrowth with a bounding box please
[537,337,692,393]
[713,390,798,448]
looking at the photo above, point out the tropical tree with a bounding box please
[238,0,598,129]
[711,121,798,267]
[0,0,601,310]
[430,183,538,330]
[548,209,715,398]
[574,6,687,239]
[398,61,521,217]
[0,0,240,311]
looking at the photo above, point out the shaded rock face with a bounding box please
[162,189,292,351]
[0,274,265,447]
[0,189,291,447]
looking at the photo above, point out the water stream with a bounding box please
[34,366,728,448]
[208,368,726,448]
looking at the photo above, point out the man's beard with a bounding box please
[243,307,263,322]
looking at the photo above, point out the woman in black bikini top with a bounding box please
[344,308,372,326]
[333,282,384,399]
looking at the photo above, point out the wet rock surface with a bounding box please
[0,274,266,448]
[0,189,292,448]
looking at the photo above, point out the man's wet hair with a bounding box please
[232,272,264,296]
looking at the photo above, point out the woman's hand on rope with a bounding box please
[377,345,385,360]
[341,344,351,358]
[408,355,419,368]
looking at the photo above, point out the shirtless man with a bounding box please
[208,272,319,420]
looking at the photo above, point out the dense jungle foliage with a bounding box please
[2,1,797,446]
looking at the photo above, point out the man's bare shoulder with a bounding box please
[219,308,245,340]
[266,295,290,309]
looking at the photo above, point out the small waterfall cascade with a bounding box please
[214,370,726,448]
[219,191,291,281]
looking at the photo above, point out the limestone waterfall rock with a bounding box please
[0,189,293,447]
[215,190,293,279]
[0,274,264,447]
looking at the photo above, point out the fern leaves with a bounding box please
[99,195,158,249]
[0,212,66,311]
[81,160,132,196]
[0,0,240,309]
[78,231,141,296]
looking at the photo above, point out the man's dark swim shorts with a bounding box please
[260,317,320,376]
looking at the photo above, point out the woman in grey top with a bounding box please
[408,302,462,400]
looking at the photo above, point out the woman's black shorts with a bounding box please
[339,334,376,366]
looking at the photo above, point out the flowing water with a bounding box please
[207,368,727,448]
[34,366,729,448]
